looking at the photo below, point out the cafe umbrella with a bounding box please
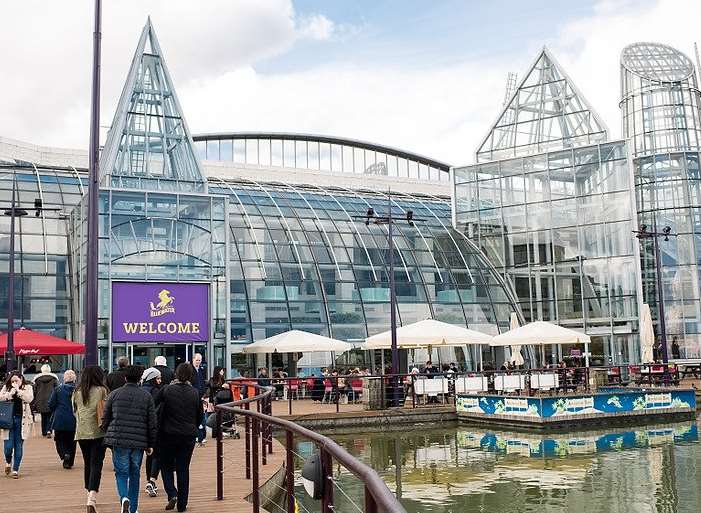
[0,327,86,356]
[490,321,591,367]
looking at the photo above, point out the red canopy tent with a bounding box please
[0,327,85,356]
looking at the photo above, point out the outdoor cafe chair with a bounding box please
[530,372,559,395]
[322,379,334,403]
[494,374,526,394]
[350,378,363,403]
[287,378,300,400]
[455,376,488,394]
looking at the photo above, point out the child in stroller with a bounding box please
[206,384,240,439]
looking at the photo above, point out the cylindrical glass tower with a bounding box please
[621,42,701,156]
[621,42,701,359]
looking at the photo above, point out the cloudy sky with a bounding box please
[1,0,700,165]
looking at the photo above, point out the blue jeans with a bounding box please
[3,416,23,472]
[112,447,143,513]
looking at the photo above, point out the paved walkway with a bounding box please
[7,423,284,513]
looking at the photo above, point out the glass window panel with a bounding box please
[234,139,246,164]
[271,139,283,166]
[245,139,257,164]
[206,140,219,161]
[218,139,232,161]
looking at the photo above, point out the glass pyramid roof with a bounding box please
[476,47,608,162]
[100,18,205,189]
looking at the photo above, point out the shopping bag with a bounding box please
[0,401,13,430]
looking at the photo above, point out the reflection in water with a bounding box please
[293,420,701,513]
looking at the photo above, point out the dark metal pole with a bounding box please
[5,178,17,372]
[252,416,260,513]
[364,485,378,513]
[652,216,670,383]
[216,408,223,500]
[388,191,400,407]
[321,449,334,513]
[285,430,295,513]
[85,0,102,367]
[245,401,251,479]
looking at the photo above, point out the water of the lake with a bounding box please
[291,418,701,513]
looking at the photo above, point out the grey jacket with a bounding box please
[100,383,157,449]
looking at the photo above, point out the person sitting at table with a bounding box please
[672,337,680,360]
[423,361,438,378]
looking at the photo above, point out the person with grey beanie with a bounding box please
[141,367,163,498]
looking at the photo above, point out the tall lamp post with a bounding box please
[3,175,60,372]
[634,221,674,382]
[85,0,102,366]
[357,192,422,407]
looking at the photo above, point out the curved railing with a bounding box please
[214,381,407,513]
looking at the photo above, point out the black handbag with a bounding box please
[0,401,13,430]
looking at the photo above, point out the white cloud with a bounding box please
[297,14,335,41]
[549,0,701,141]
[2,0,699,166]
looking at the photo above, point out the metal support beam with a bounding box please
[85,0,102,367]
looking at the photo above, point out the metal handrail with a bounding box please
[214,381,407,513]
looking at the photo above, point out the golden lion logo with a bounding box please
[149,289,175,317]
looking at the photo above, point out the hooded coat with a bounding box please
[33,371,59,413]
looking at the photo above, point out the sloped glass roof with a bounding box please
[476,47,608,162]
[100,19,205,190]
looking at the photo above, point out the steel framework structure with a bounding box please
[100,18,205,190]
[476,47,608,163]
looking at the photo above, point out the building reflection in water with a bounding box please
[294,422,700,513]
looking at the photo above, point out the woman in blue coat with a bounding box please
[48,370,77,469]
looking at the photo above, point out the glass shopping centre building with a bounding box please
[0,21,517,374]
[2,21,701,372]
[453,43,701,364]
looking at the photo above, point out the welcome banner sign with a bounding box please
[112,282,209,342]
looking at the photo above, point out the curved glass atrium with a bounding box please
[0,164,517,368]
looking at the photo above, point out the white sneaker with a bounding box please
[145,481,157,497]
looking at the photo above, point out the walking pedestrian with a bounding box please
[141,367,163,498]
[154,355,174,385]
[33,364,58,437]
[204,367,225,431]
[101,365,157,513]
[73,365,109,513]
[190,354,207,445]
[48,369,77,469]
[106,357,129,392]
[1,371,34,479]
[156,363,201,512]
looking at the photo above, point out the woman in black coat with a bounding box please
[48,370,77,468]
[156,363,202,512]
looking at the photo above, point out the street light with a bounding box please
[355,191,423,407]
[633,221,676,383]
[2,176,61,372]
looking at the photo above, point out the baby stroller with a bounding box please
[206,388,240,439]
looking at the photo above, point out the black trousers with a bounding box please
[160,438,195,510]
[146,450,160,481]
[78,438,107,492]
[40,412,53,435]
[53,430,77,466]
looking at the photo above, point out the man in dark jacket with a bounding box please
[191,353,207,444]
[106,356,130,392]
[154,355,175,385]
[101,365,157,513]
